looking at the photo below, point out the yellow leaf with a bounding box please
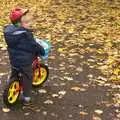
[71,86,80,91]
[113,68,120,75]
[57,48,64,53]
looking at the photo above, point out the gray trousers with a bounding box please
[10,65,33,97]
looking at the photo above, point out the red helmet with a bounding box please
[10,8,29,22]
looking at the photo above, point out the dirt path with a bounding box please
[0,42,119,120]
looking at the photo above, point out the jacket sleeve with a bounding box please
[23,31,45,56]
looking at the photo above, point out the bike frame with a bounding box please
[32,56,41,78]
[15,56,41,93]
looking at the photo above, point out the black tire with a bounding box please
[3,78,21,108]
[32,63,49,87]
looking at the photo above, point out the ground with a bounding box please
[0,0,120,120]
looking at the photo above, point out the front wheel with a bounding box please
[32,63,49,87]
[3,78,21,108]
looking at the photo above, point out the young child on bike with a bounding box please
[3,8,45,104]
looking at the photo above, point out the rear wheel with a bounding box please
[32,64,49,87]
[3,78,21,108]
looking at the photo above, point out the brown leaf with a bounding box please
[79,111,88,116]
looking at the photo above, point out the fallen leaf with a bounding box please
[2,107,10,113]
[92,116,102,120]
[94,109,103,115]
[71,86,80,91]
[0,73,7,76]
[97,76,107,81]
[58,90,66,96]
[79,111,88,116]
[78,104,84,108]
[50,112,58,117]
[42,111,47,115]
[76,67,83,72]
[68,114,73,118]
[60,83,66,86]
[24,112,30,116]
[80,88,87,92]
[38,89,47,94]
[49,56,55,60]
[44,100,54,104]
[1,47,7,51]
[57,48,65,53]
[35,109,41,112]
[52,94,59,98]
[87,74,93,78]
[64,76,73,81]
[116,113,120,118]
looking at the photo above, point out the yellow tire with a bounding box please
[32,64,49,87]
[3,78,21,107]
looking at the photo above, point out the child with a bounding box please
[3,8,45,103]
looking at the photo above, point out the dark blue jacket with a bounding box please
[3,25,45,67]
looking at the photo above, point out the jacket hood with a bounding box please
[3,25,27,48]
[4,24,26,35]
